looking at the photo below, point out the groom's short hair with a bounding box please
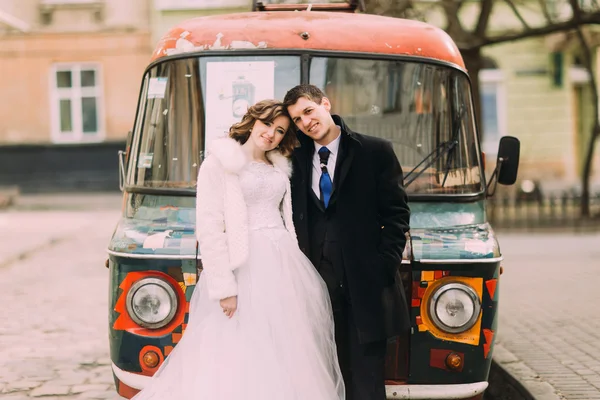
[283,84,326,107]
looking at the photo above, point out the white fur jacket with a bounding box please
[195,137,296,301]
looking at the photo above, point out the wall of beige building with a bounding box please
[483,38,600,186]
[0,0,151,32]
[483,39,575,180]
[0,0,153,144]
[0,32,151,144]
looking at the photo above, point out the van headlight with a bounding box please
[126,277,178,329]
[429,283,481,333]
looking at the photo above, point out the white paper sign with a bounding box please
[205,61,275,147]
[148,77,168,99]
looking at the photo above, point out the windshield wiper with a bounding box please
[404,105,465,188]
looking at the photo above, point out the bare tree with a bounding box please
[365,0,600,215]
[569,0,600,216]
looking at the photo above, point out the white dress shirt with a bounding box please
[311,128,342,198]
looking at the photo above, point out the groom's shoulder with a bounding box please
[351,130,391,153]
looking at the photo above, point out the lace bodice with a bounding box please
[239,161,286,230]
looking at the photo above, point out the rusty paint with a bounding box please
[151,12,465,69]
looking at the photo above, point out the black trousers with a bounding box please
[319,242,387,400]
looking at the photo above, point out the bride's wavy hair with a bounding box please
[229,99,299,157]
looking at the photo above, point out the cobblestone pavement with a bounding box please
[0,209,122,399]
[495,232,600,400]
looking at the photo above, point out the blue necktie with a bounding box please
[318,147,333,208]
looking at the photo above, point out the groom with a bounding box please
[284,84,411,400]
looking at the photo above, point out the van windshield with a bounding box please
[127,54,483,196]
[127,55,301,192]
[310,57,483,196]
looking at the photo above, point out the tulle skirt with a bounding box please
[132,227,345,400]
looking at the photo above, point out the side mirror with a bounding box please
[496,136,520,185]
[486,136,520,196]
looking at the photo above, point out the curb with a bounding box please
[489,343,564,400]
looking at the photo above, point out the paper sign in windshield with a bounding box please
[138,153,153,168]
[205,61,275,147]
[148,77,168,99]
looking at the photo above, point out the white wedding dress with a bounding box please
[132,161,345,400]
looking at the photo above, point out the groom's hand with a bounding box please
[220,296,238,318]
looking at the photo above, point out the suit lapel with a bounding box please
[329,132,355,207]
[294,140,311,186]
[294,139,326,212]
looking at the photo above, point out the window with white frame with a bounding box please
[50,64,104,143]
[479,69,506,155]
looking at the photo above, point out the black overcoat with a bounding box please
[291,115,411,344]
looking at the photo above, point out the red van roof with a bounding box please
[151,11,465,69]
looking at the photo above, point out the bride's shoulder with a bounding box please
[205,136,248,174]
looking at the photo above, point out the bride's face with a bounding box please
[248,116,289,152]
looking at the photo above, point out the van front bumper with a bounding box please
[114,363,488,399]
[386,382,488,399]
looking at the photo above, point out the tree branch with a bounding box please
[475,11,600,48]
[442,0,466,39]
[475,0,494,37]
[538,0,554,22]
[568,0,582,17]
[364,0,414,18]
[504,0,531,30]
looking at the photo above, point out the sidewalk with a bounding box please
[0,192,122,268]
[492,233,600,400]
[0,204,123,400]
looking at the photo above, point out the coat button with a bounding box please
[299,213,304,220]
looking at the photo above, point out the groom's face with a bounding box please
[287,96,336,146]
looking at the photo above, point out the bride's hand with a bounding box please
[220,296,238,318]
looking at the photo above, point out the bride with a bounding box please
[131,99,345,400]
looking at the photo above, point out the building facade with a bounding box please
[0,0,152,192]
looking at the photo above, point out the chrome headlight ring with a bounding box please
[125,277,178,329]
[429,282,482,334]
